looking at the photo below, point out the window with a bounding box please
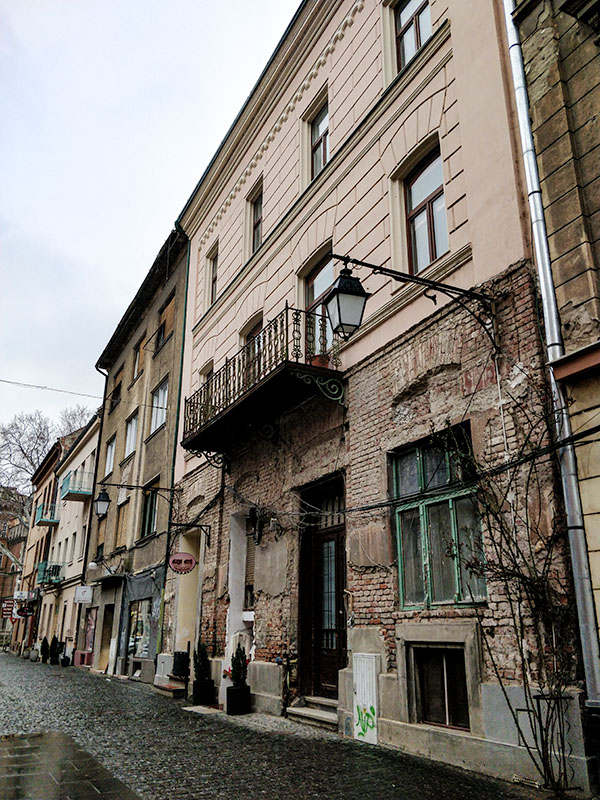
[128,598,152,659]
[208,246,219,306]
[79,525,87,559]
[132,336,145,381]
[244,528,256,611]
[156,296,174,351]
[392,427,485,607]
[150,379,168,433]
[413,646,469,729]
[251,188,263,254]
[124,413,138,458]
[116,500,129,549]
[105,437,116,476]
[406,151,448,273]
[305,255,334,353]
[395,0,432,71]
[140,486,158,539]
[70,534,76,563]
[311,102,329,179]
[108,375,122,413]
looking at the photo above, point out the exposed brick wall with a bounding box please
[170,260,578,686]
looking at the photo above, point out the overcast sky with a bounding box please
[0,0,300,425]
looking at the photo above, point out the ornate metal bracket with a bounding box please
[290,370,346,406]
[190,450,230,472]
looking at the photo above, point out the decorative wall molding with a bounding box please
[193,0,365,249]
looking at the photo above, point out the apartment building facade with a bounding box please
[0,490,29,648]
[80,229,188,682]
[34,415,99,661]
[14,433,79,652]
[163,0,598,790]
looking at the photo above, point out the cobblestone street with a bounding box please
[0,653,555,800]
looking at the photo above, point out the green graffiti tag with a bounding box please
[356,704,376,737]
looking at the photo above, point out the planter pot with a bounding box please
[49,655,60,666]
[60,656,70,667]
[226,685,251,716]
[192,678,215,706]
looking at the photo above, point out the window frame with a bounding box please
[155,296,175,353]
[124,412,138,459]
[310,102,329,180]
[251,188,263,255]
[207,245,219,307]
[150,378,168,434]
[405,150,448,274]
[140,484,158,539]
[392,428,485,610]
[395,0,432,72]
[104,437,116,476]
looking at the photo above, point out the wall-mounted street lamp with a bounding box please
[92,482,176,519]
[324,254,494,342]
[93,488,111,518]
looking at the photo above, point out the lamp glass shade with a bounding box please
[324,268,369,340]
[93,489,111,518]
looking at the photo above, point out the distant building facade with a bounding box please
[79,230,188,681]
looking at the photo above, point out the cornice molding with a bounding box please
[181,0,365,243]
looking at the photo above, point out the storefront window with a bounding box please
[127,598,151,659]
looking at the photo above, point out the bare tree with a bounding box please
[56,404,93,437]
[0,405,92,493]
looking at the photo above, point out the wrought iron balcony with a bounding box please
[60,471,94,501]
[34,503,59,527]
[182,305,345,454]
[36,561,65,584]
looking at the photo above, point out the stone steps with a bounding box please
[286,695,338,731]
[152,683,186,699]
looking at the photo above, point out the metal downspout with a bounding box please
[157,227,190,656]
[503,0,600,706]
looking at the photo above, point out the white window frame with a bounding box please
[105,437,116,476]
[300,85,329,191]
[124,412,138,458]
[150,379,168,434]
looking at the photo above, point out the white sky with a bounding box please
[0,0,300,424]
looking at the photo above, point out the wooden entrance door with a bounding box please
[300,481,346,698]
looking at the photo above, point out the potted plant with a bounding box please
[49,635,60,665]
[226,643,251,716]
[40,637,49,664]
[192,640,215,706]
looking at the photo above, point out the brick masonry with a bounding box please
[167,260,577,689]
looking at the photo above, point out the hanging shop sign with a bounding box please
[168,552,196,574]
[74,586,94,604]
[13,591,29,602]
[1,599,15,618]
[16,605,34,617]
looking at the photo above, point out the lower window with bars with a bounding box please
[411,644,470,730]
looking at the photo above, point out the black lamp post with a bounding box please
[324,253,493,343]
[323,267,370,341]
[93,488,111,518]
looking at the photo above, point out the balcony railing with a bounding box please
[36,561,65,584]
[34,503,59,526]
[60,471,94,500]
[183,305,342,447]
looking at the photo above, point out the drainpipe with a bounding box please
[502,0,600,707]
[156,225,190,656]
[73,365,108,657]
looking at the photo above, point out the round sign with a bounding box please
[16,606,34,617]
[169,552,197,574]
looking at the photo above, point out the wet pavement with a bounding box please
[0,731,141,799]
[0,652,553,799]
